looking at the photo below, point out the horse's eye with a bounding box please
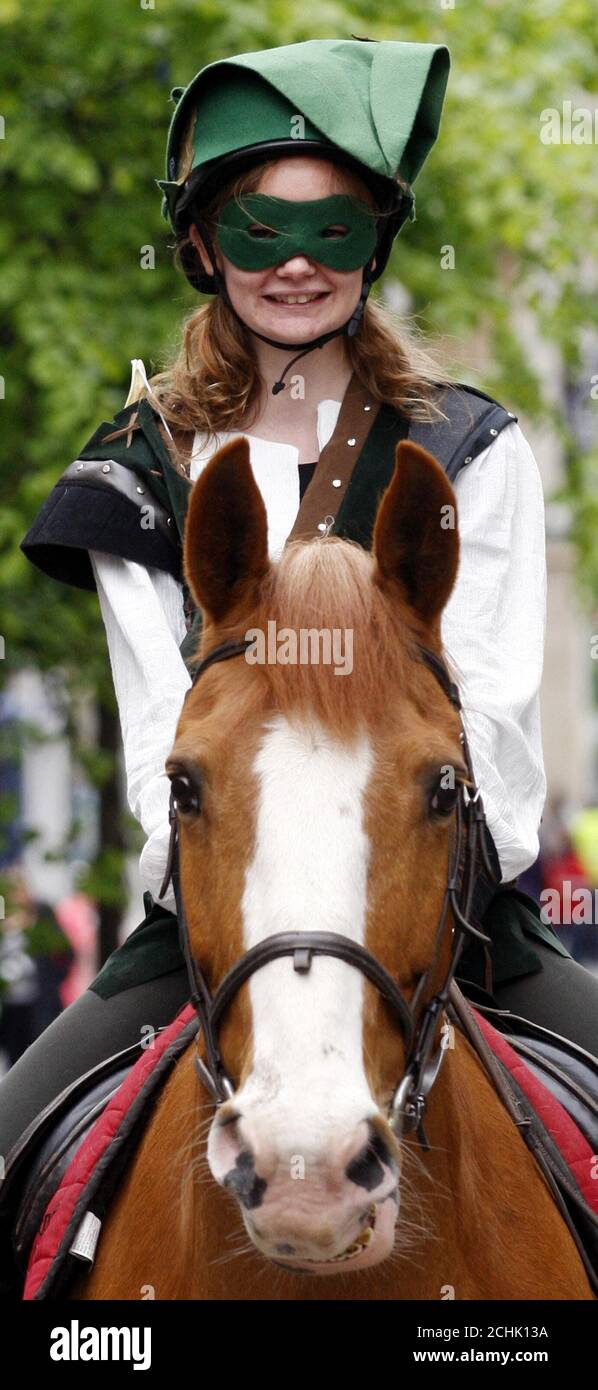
[170,773,201,816]
[428,780,460,819]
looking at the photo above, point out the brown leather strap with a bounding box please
[286,373,380,543]
[449,982,532,1132]
[102,409,140,448]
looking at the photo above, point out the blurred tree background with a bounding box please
[1,0,597,961]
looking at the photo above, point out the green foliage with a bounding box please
[25,911,72,960]
[76,847,130,910]
[560,445,598,602]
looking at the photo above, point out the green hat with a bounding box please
[157,38,450,291]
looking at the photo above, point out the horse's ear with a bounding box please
[184,437,270,624]
[373,441,460,626]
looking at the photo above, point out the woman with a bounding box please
[4,37,598,1255]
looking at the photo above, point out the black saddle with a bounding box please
[473,1004,598,1155]
[0,1037,149,1297]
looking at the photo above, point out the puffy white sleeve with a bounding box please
[441,421,547,883]
[89,552,191,914]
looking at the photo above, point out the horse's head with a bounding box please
[167,435,464,1274]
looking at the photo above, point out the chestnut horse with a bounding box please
[77,438,591,1300]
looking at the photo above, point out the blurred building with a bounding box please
[518,305,598,812]
[0,667,146,970]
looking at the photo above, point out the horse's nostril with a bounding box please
[346,1122,395,1192]
[223,1148,268,1210]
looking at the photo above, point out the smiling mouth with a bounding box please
[263,291,330,305]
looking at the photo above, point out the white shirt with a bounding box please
[90,399,547,913]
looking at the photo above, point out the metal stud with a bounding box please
[101,463,111,473]
[332,479,342,488]
[508,411,515,417]
[136,486,145,494]
[464,456,472,464]
[489,428,498,436]
[317,522,327,532]
[76,463,84,471]
[167,517,172,525]
[363,404,371,412]
[347,437,356,446]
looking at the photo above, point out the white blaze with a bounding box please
[238,715,375,1153]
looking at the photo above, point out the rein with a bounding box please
[159,637,498,1149]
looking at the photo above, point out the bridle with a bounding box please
[159,636,498,1149]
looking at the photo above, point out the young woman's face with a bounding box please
[189,157,374,343]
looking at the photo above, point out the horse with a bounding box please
[76,437,592,1300]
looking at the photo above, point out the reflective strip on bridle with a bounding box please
[159,636,498,1149]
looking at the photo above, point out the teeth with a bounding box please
[304,1203,377,1265]
[326,1223,373,1263]
[269,294,321,304]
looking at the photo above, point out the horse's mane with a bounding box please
[250,537,433,737]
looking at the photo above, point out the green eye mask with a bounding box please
[216,194,378,272]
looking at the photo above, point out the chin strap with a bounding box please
[267,328,352,396]
[196,217,374,394]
